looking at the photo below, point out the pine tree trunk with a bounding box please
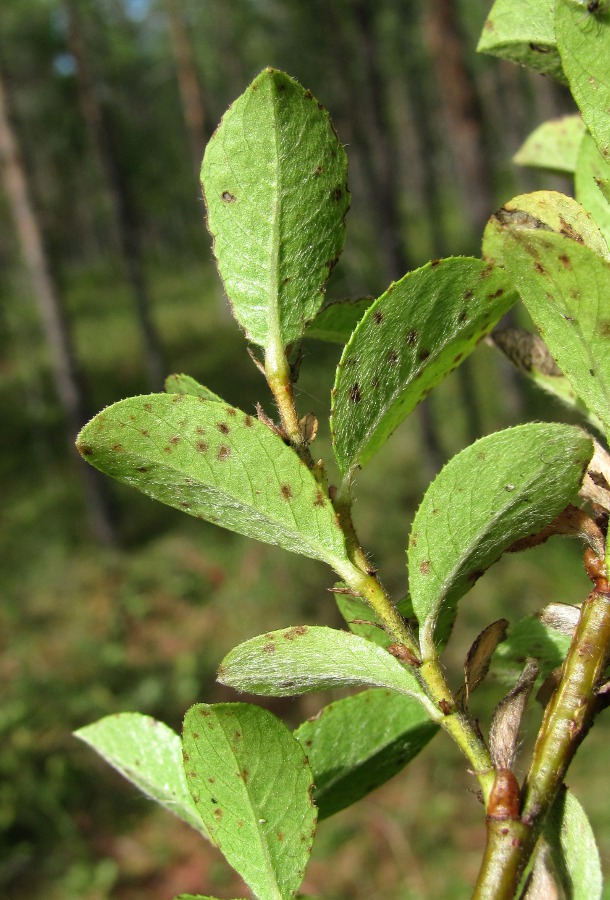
[164,0,207,174]
[0,60,117,546]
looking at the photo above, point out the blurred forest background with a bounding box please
[2,0,609,898]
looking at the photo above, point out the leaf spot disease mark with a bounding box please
[418,349,430,361]
[331,185,343,201]
[137,465,149,473]
[263,642,276,654]
[217,445,231,461]
[196,441,208,453]
[221,191,236,203]
[558,254,571,269]
[597,319,610,337]
[281,483,293,500]
[216,421,230,434]
[214,808,223,820]
[406,330,418,345]
[350,383,362,403]
[169,435,181,445]
[534,262,546,275]
[226,407,236,417]
[80,444,94,456]
[374,310,384,324]
[314,490,325,507]
[244,414,253,427]
[387,349,398,364]
[283,625,308,640]
[112,443,124,452]
[419,560,431,575]
[277,832,284,841]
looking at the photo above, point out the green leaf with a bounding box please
[556,0,610,163]
[331,258,516,478]
[408,424,593,652]
[165,373,222,402]
[490,328,605,435]
[513,115,586,174]
[477,0,566,82]
[492,612,573,683]
[76,394,349,567]
[501,228,610,436]
[334,590,414,649]
[201,68,349,352]
[217,625,427,702]
[74,714,209,839]
[544,786,602,900]
[575,131,610,248]
[183,703,316,900]
[482,191,610,267]
[294,689,437,819]
[305,297,373,344]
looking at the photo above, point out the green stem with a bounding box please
[264,345,313,464]
[472,585,610,898]
[334,557,495,803]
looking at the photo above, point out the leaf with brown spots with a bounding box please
[201,68,349,351]
[74,714,210,840]
[501,225,610,438]
[164,373,222,402]
[332,257,517,477]
[76,394,351,567]
[556,0,610,164]
[183,703,316,899]
[408,424,593,655]
[476,0,565,81]
[218,626,427,700]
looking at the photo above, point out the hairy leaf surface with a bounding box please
[74,714,209,839]
[575,131,610,249]
[77,394,349,566]
[544,786,602,900]
[513,115,585,173]
[217,626,426,701]
[556,0,610,163]
[332,258,516,477]
[408,424,593,652]
[202,68,349,351]
[501,229,610,436]
[183,703,315,900]
[165,373,222,402]
[294,690,437,818]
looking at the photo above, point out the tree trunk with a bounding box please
[66,0,166,392]
[164,0,207,174]
[424,0,494,236]
[0,59,117,546]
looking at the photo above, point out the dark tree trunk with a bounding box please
[0,58,117,546]
[164,0,207,174]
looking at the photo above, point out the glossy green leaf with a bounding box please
[513,115,585,173]
[183,703,315,900]
[483,191,610,267]
[331,258,516,478]
[74,714,209,839]
[76,394,349,567]
[165,374,222,402]
[477,0,566,82]
[544,786,602,900]
[501,228,610,436]
[575,131,610,248]
[201,68,349,351]
[408,424,593,653]
[217,625,427,701]
[305,297,373,344]
[334,590,414,649]
[294,689,437,819]
[556,0,610,163]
